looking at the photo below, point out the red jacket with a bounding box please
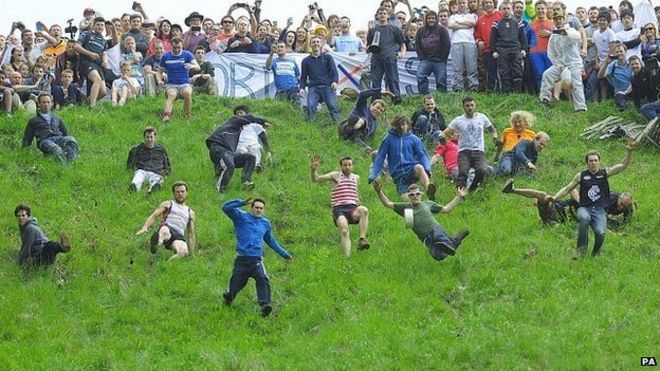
[474,11,502,52]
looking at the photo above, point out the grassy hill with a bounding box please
[0,93,658,369]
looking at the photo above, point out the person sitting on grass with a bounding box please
[51,69,85,109]
[310,155,370,257]
[338,89,391,143]
[373,181,470,261]
[135,181,196,261]
[497,131,550,177]
[111,61,141,107]
[496,110,537,162]
[221,197,293,318]
[410,94,447,148]
[127,126,171,194]
[597,42,632,112]
[15,204,71,266]
[369,115,437,201]
[158,37,199,122]
[22,92,79,164]
[190,46,218,96]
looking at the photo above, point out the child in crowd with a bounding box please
[112,62,141,106]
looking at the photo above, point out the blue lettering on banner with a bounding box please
[211,63,230,96]
[231,63,256,99]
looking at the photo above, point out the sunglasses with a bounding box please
[222,20,234,24]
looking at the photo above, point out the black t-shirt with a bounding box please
[578,169,610,208]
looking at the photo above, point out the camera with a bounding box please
[308,2,318,10]
[64,19,78,39]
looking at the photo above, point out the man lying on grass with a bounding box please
[373,181,470,261]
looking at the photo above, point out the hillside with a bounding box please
[1,93,658,369]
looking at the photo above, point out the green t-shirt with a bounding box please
[393,201,444,240]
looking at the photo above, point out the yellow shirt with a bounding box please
[501,128,536,152]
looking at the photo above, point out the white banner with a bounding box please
[204,51,454,99]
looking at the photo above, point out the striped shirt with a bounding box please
[330,173,360,208]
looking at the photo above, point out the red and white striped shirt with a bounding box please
[330,173,360,207]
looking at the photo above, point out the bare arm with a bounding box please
[373,181,394,209]
[187,210,196,253]
[440,188,468,213]
[598,58,611,79]
[606,142,634,177]
[136,202,168,234]
[552,173,581,201]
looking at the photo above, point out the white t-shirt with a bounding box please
[615,28,641,59]
[236,123,265,154]
[448,13,477,44]
[592,28,616,63]
[447,113,494,152]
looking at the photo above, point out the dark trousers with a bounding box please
[371,56,401,98]
[496,47,523,93]
[209,145,235,188]
[457,150,487,191]
[225,256,271,306]
[482,51,499,92]
[25,241,64,266]
[234,153,257,183]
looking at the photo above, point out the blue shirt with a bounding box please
[271,56,300,92]
[160,50,195,85]
[606,60,632,93]
[334,35,363,53]
[222,199,292,259]
[300,53,338,89]
[77,30,106,61]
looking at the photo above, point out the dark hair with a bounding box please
[93,17,106,24]
[170,24,183,33]
[130,14,142,21]
[21,29,33,38]
[390,115,411,135]
[462,96,475,104]
[628,55,641,63]
[339,156,353,165]
[619,0,633,10]
[222,15,235,23]
[14,204,31,217]
[171,181,188,192]
[171,36,183,44]
[252,198,266,207]
[233,105,250,115]
[37,92,52,103]
[158,19,172,37]
[597,11,611,23]
[584,150,600,163]
[620,10,634,19]
[194,45,207,53]
[143,126,157,136]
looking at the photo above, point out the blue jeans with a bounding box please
[423,225,459,261]
[38,136,79,164]
[576,206,607,256]
[371,56,401,97]
[305,85,340,123]
[641,101,660,121]
[416,60,447,94]
[497,152,517,176]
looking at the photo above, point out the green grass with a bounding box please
[0,93,658,369]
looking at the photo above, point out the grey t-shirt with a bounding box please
[447,113,494,152]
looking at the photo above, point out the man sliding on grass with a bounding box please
[136,181,197,260]
[373,181,470,261]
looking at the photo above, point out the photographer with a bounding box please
[226,17,257,53]
[120,14,149,55]
[182,12,205,52]
[598,43,632,111]
[641,23,659,59]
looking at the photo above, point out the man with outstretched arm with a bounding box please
[221,198,293,317]
[311,156,370,257]
[549,142,634,258]
[136,181,197,261]
[373,181,470,261]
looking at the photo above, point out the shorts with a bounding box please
[165,83,192,98]
[79,59,104,79]
[394,168,420,195]
[162,225,186,249]
[537,199,572,225]
[332,205,360,226]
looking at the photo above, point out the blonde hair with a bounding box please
[510,110,536,129]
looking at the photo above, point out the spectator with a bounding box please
[55,39,80,84]
[641,23,659,58]
[182,12,206,52]
[310,156,371,257]
[135,181,197,260]
[448,0,479,92]
[202,18,215,35]
[475,0,502,92]
[74,17,107,107]
[120,14,149,55]
[443,96,498,192]
[610,1,636,33]
[22,92,79,164]
[197,24,222,53]
[299,36,340,123]
[127,126,171,194]
[369,115,437,201]
[120,36,145,87]
[143,39,165,97]
[226,17,257,53]
[218,16,236,49]
[206,106,270,192]
[512,0,537,93]
[404,23,418,52]
[497,131,549,176]
[51,69,85,109]
[629,55,655,109]
[411,94,447,146]
[367,7,406,104]
[415,10,451,94]
[220,197,292,318]
[0,71,20,116]
[111,61,141,106]
[615,11,642,59]
[9,71,38,113]
[15,204,71,266]
[491,1,529,93]
[159,37,199,122]
[585,12,617,102]
[294,27,312,53]
[598,43,632,111]
[147,19,172,56]
[333,17,365,53]
[265,41,300,103]
[190,46,218,96]
[539,11,587,112]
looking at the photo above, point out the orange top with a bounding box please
[530,20,554,54]
[501,128,536,152]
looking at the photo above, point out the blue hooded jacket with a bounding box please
[369,129,431,182]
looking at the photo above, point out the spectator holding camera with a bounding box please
[641,23,659,58]
[120,14,149,55]
[182,12,206,52]
[226,17,257,53]
[598,43,632,111]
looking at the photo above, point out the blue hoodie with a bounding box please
[222,199,292,259]
[369,129,431,183]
